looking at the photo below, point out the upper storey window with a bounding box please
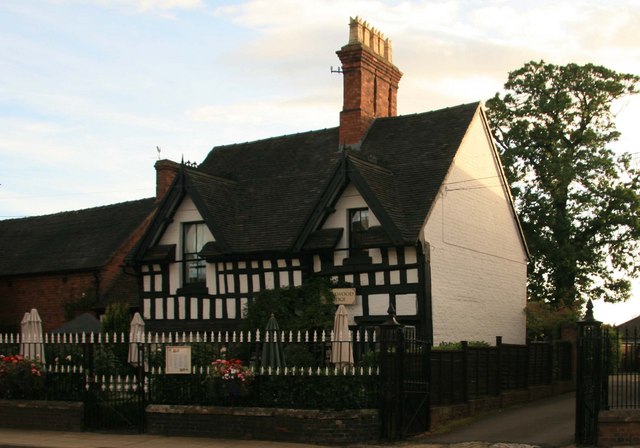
[183,222,206,286]
[349,208,369,251]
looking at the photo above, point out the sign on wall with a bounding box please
[331,288,357,305]
[165,346,191,374]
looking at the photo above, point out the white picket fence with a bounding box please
[1,329,379,377]
[1,328,376,344]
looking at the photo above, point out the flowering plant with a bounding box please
[0,354,45,399]
[210,358,254,384]
[208,358,254,402]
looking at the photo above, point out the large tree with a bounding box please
[486,60,640,310]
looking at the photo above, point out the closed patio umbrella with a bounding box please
[20,309,45,363]
[19,312,30,357]
[128,312,145,367]
[331,305,353,368]
[261,313,286,370]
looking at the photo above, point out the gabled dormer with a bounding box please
[294,153,405,267]
[132,165,235,297]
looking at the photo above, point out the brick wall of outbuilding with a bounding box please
[0,272,97,332]
[0,207,155,333]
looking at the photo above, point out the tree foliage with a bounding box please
[101,302,130,336]
[241,277,335,332]
[525,301,579,341]
[486,61,640,310]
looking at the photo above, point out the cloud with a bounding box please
[90,0,204,12]
[2,0,639,219]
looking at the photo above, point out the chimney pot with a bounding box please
[337,17,402,147]
[154,159,180,203]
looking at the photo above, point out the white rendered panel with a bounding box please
[155,298,164,319]
[239,275,248,293]
[279,271,289,288]
[178,297,186,320]
[226,274,235,293]
[360,273,369,286]
[396,294,417,315]
[143,299,151,319]
[227,299,236,319]
[252,274,261,292]
[265,272,274,289]
[388,248,398,265]
[368,294,389,315]
[190,298,198,319]
[143,276,151,292]
[293,271,302,286]
[407,268,419,284]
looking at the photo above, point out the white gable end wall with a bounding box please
[158,195,215,295]
[321,183,381,249]
[422,110,527,345]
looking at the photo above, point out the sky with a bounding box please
[1,0,639,325]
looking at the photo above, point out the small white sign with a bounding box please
[165,346,191,374]
[332,288,357,305]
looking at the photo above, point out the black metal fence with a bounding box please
[604,326,640,410]
[0,330,380,410]
[2,328,573,436]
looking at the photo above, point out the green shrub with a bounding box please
[102,302,130,336]
[283,344,315,367]
[242,277,335,332]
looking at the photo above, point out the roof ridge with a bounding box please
[373,101,481,123]
[186,167,238,186]
[0,197,155,223]
[209,127,339,152]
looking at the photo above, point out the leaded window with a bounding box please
[183,222,206,285]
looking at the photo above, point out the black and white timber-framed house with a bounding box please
[131,18,529,344]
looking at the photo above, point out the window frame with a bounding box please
[182,221,207,287]
[348,208,370,253]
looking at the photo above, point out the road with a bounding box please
[414,392,575,447]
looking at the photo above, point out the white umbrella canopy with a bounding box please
[331,305,354,368]
[128,312,145,367]
[20,309,45,363]
[19,312,30,356]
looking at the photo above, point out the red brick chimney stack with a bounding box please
[154,159,180,203]
[337,17,403,147]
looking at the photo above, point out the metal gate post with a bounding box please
[575,299,603,446]
[379,306,404,441]
[136,340,146,433]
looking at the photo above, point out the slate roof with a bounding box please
[140,102,481,257]
[618,315,640,333]
[0,198,156,276]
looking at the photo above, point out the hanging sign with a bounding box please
[331,288,357,305]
